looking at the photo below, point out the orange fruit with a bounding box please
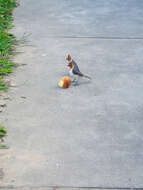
[58,76,71,88]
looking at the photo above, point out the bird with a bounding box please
[65,54,91,84]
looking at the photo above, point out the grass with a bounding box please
[0,0,17,91]
[0,0,18,147]
[0,125,7,148]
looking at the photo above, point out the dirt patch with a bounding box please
[0,168,4,181]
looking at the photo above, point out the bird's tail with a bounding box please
[83,74,92,80]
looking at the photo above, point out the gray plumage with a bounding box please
[72,60,91,79]
[72,60,84,76]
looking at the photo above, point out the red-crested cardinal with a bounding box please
[65,54,91,84]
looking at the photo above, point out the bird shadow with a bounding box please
[71,80,91,86]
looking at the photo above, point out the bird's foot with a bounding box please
[72,81,79,86]
[71,79,76,83]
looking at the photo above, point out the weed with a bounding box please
[0,125,7,142]
[0,0,17,90]
[0,0,17,140]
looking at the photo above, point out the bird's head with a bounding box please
[65,54,73,68]
[65,54,72,62]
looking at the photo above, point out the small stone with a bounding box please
[21,96,27,99]
[4,79,17,87]
[3,97,11,100]
[9,82,17,87]
[3,78,11,86]
[0,100,6,107]
[0,107,3,112]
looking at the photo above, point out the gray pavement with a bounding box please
[0,0,143,189]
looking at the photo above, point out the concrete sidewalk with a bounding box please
[0,187,131,190]
[0,0,143,189]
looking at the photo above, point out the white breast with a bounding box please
[69,68,73,77]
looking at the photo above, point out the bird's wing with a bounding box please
[72,60,83,76]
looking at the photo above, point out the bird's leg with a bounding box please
[71,78,76,83]
[72,76,79,86]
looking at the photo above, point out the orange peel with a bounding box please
[58,76,71,88]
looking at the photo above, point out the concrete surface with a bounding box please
[0,0,143,189]
[0,189,130,190]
